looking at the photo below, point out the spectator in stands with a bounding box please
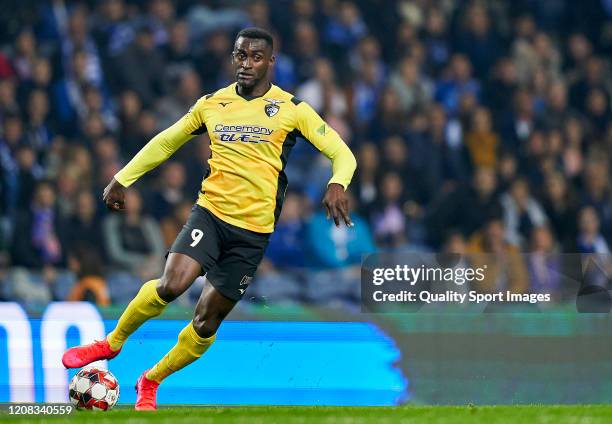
[366,86,406,142]
[12,29,38,81]
[512,29,561,86]
[145,0,175,47]
[115,24,165,107]
[581,159,612,238]
[66,242,109,306]
[304,191,374,269]
[265,192,307,269]
[456,2,500,80]
[486,57,518,116]
[430,231,472,296]
[584,88,610,137]
[350,36,385,83]
[18,57,52,108]
[565,33,592,86]
[91,0,135,58]
[82,84,118,133]
[103,188,165,281]
[467,217,529,294]
[296,57,347,117]
[117,91,144,158]
[352,143,379,220]
[14,145,43,210]
[148,161,188,221]
[162,20,192,67]
[527,225,563,301]
[500,177,548,248]
[500,88,536,155]
[291,21,321,82]
[570,56,607,111]
[61,6,105,88]
[351,58,385,128]
[0,79,18,119]
[270,33,296,91]
[93,136,121,170]
[422,7,450,76]
[0,115,24,180]
[25,89,54,153]
[303,191,375,306]
[388,57,433,115]
[380,135,422,201]
[155,68,201,129]
[52,49,99,135]
[246,0,272,31]
[11,180,66,270]
[497,150,518,193]
[323,0,367,65]
[541,81,573,131]
[65,190,107,262]
[435,54,480,116]
[428,166,502,246]
[195,31,233,93]
[465,106,499,169]
[371,172,408,248]
[541,172,578,250]
[425,103,469,188]
[575,206,610,254]
[8,181,70,305]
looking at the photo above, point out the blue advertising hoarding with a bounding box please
[0,302,408,406]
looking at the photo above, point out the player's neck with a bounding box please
[236,81,271,99]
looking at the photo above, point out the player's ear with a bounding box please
[269,54,276,65]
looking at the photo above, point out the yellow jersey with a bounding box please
[115,83,356,233]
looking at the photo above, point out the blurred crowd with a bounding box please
[0,0,611,309]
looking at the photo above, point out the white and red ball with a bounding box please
[69,367,120,411]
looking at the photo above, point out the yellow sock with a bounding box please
[146,322,216,383]
[106,279,168,351]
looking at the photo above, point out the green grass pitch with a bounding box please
[2,405,612,424]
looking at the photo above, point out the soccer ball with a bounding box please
[69,367,120,411]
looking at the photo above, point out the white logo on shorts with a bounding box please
[240,276,253,286]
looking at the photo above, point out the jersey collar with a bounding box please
[234,82,274,101]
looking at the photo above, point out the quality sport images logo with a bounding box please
[213,124,273,144]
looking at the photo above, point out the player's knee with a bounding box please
[157,267,190,301]
[192,312,219,338]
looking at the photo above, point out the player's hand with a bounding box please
[103,178,126,211]
[322,183,354,228]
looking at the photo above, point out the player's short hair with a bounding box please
[235,27,274,50]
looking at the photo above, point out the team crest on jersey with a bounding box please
[264,98,283,117]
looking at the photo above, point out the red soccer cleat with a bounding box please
[135,370,159,411]
[61,339,121,369]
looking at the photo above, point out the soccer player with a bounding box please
[61,27,356,410]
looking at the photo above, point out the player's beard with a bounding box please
[236,69,267,91]
[237,77,257,90]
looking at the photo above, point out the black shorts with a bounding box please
[168,205,270,301]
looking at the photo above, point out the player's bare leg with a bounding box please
[62,253,202,369]
[135,280,236,410]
